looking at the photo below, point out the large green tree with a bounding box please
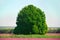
[13,5,48,35]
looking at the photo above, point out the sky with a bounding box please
[0,0,60,27]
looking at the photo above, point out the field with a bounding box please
[0,27,60,40]
[0,33,60,38]
[0,27,60,38]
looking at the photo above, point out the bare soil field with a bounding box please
[0,33,60,40]
[0,33,60,36]
[0,34,13,36]
[46,33,60,36]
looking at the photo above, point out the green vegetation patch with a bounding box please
[0,34,60,38]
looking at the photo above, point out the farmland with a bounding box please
[0,26,60,38]
[0,33,60,38]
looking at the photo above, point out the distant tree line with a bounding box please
[0,28,60,34]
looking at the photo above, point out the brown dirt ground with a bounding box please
[46,33,60,36]
[0,33,60,36]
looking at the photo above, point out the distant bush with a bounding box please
[48,28,60,33]
[0,29,13,34]
[56,28,60,33]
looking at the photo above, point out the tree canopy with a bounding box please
[13,5,48,35]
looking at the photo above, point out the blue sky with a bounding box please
[0,0,60,27]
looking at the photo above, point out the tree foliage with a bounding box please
[13,5,48,35]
